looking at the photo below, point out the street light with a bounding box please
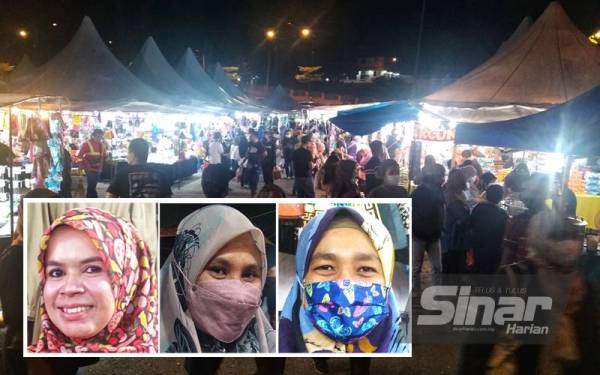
[51,22,58,27]
[265,29,276,90]
[18,29,28,38]
[392,57,397,63]
[300,28,311,39]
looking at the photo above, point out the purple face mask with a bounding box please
[185,279,262,343]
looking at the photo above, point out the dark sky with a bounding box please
[1,0,599,80]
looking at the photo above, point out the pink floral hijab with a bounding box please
[28,207,158,353]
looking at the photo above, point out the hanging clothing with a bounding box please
[160,205,275,353]
[28,208,158,353]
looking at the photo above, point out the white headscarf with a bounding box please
[160,205,275,352]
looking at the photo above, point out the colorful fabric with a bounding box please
[302,280,390,342]
[29,208,158,353]
[160,205,276,353]
[279,206,408,353]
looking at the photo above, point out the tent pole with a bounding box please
[561,155,573,217]
[8,105,14,238]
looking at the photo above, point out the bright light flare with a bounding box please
[300,28,311,38]
[266,29,276,40]
[18,29,28,38]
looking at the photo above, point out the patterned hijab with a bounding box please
[279,206,407,353]
[28,208,158,353]
[160,205,275,353]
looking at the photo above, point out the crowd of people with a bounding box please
[410,151,599,373]
[195,121,410,199]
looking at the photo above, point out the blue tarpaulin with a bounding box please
[329,101,419,135]
[455,84,600,156]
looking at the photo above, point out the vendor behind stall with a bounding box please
[77,128,106,198]
[106,138,172,198]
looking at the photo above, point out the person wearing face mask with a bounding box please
[279,207,408,354]
[160,205,276,354]
[28,208,158,353]
[368,159,409,198]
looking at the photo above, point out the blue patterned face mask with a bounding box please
[301,279,390,343]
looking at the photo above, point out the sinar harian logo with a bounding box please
[416,286,552,335]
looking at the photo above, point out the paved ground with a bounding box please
[96,171,296,198]
[75,347,458,374]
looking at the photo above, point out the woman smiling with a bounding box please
[28,208,158,353]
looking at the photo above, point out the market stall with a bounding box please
[176,47,238,107]
[0,94,66,237]
[455,83,600,229]
[421,2,600,124]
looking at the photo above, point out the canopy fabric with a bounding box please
[330,101,419,136]
[496,16,532,54]
[130,37,213,107]
[424,2,600,108]
[14,17,169,111]
[420,102,546,124]
[176,48,236,106]
[455,84,600,157]
[212,62,249,103]
[0,93,38,107]
[5,54,38,88]
[263,85,297,111]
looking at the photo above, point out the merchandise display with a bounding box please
[585,172,600,196]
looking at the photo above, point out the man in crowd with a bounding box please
[106,138,172,198]
[292,134,315,198]
[208,131,224,165]
[262,132,277,186]
[282,129,296,179]
[364,140,386,194]
[78,128,106,198]
[245,131,265,197]
[503,173,550,264]
[412,172,445,293]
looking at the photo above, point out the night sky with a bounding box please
[1,0,599,81]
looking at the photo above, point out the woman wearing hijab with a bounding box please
[28,207,158,353]
[160,205,275,353]
[329,159,362,198]
[279,206,408,353]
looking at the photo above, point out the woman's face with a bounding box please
[304,227,384,284]
[196,232,262,289]
[43,226,115,339]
